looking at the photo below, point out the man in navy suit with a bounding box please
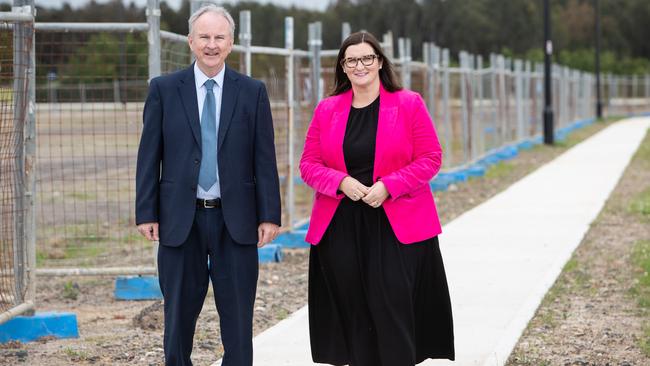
[135,5,281,366]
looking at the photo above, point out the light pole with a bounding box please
[543,0,554,145]
[595,0,603,119]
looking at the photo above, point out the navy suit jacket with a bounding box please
[135,65,281,246]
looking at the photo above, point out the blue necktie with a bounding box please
[199,79,217,191]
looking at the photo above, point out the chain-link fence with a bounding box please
[21,3,650,277]
[0,8,35,324]
[33,25,151,274]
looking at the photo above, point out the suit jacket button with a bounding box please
[194,159,199,164]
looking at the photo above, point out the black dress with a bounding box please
[308,96,455,366]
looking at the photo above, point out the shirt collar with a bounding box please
[194,63,226,89]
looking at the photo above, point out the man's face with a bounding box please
[188,11,234,77]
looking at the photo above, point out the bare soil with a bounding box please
[3,118,644,366]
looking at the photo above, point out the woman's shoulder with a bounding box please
[392,88,422,102]
[315,93,347,113]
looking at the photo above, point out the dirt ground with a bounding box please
[2,117,645,365]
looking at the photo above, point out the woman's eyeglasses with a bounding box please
[341,54,379,68]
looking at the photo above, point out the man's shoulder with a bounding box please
[226,67,264,89]
[150,67,191,87]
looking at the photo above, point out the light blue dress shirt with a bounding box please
[194,64,225,199]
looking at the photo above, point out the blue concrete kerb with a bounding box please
[0,312,78,343]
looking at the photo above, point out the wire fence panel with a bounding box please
[0,13,34,320]
[34,29,151,269]
[23,8,650,276]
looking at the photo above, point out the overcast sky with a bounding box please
[7,0,330,11]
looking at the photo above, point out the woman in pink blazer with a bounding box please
[300,32,454,365]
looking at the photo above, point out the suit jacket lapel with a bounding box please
[218,66,240,151]
[178,65,201,147]
[374,84,398,176]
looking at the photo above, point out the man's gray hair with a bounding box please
[188,5,236,38]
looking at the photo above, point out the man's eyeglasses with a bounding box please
[341,54,379,68]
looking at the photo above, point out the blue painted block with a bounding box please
[465,165,486,177]
[259,244,283,263]
[430,178,450,192]
[277,176,307,186]
[434,173,458,188]
[516,140,535,150]
[273,230,309,248]
[478,154,501,166]
[0,312,78,343]
[454,170,470,182]
[496,146,518,160]
[115,276,162,301]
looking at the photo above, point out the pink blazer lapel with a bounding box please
[329,90,353,173]
[374,85,398,179]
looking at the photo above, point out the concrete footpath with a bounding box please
[214,117,650,366]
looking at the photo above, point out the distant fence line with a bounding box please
[1,0,650,325]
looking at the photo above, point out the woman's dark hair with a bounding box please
[331,31,402,96]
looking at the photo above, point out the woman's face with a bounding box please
[342,42,382,90]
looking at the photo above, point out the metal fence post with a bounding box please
[431,44,440,119]
[382,31,394,61]
[489,53,497,147]
[424,42,435,115]
[398,38,407,88]
[459,51,470,164]
[515,59,524,141]
[147,0,161,80]
[476,55,485,155]
[523,61,531,136]
[12,0,36,314]
[497,55,507,144]
[470,53,479,161]
[146,0,161,270]
[190,0,201,15]
[441,48,451,167]
[586,72,593,119]
[11,2,26,310]
[308,22,322,103]
[405,38,412,89]
[341,22,350,43]
[285,16,295,230]
[24,2,36,310]
[239,10,252,77]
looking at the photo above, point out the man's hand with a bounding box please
[137,222,159,241]
[362,181,390,208]
[258,222,280,248]
[339,176,370,201]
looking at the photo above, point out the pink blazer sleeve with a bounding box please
[299,102,348,199]
[380,94,443,200]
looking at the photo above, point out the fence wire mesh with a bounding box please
[0,17,32,315]
[21,11,650,275]
[34,29,150,269]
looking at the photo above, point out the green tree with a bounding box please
[60,32,147,84]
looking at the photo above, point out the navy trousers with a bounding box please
[158,205,259,366]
